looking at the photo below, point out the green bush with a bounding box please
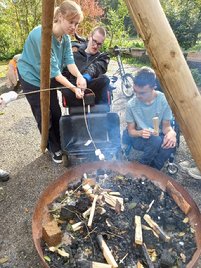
[191,68,201,87]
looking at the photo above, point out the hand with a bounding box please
[76,75,87,90]
[74,87,84,99]
[140,129,152,139]
[162,131,177,149]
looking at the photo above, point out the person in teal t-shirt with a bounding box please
[17,0,87,164]
[122,66,177,170]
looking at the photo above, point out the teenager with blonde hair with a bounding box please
[17,0,86,164]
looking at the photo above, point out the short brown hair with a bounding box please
[91,26,107,38]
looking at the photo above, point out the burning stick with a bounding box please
[97,234,118,268]
[143,214,170,242]
[152,116,159,136]
[82,207,91,218]
[135,216,143,245]
[88,195,98,228]
[166,181,191,214]
[72,221,83,232]
[82,183,95,199]
[142,243,154,268]
[102,192,124,211]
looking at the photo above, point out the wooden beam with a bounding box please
[40,0,55,152]
[124,0,201,170]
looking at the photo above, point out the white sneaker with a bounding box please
[179,160,191,171]
[188,167,201,180]
[51,150,63,164]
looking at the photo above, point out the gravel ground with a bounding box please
[0,61,201,267]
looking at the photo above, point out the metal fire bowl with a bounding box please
[32,161,201,268]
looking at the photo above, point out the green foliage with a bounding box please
[0,0,42,60]
[161,0,201,50]
[104,0,130,48]
[191,68,201,87]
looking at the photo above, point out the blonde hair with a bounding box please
[54,0,83,23]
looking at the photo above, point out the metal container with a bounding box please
[32,161,201,268]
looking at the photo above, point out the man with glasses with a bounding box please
[122,66,176,170]
[62,26,110,106]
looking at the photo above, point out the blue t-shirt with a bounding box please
[126,91,172,133]
[18,25,74,87]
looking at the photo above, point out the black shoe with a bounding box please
[51,151,63,164]
[0,169,10,182]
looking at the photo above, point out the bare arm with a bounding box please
[127,122,151,139]
[162,120,177,148]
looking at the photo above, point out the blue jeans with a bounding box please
[123,129,176,170]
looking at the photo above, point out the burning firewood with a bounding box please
[166,181,191,214]
[88,194,98,228]
[97,234,118,267]
[142,243,154,268]
[82,183,95,199]
[78,260,112,268]
[135,215,143,245]
[71,221,83,231]
[102,192,124,211]
[137,261,144,268]
[143,214,170,242]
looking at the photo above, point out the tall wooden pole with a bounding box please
[124,0,201,171]
[40,0,55,153]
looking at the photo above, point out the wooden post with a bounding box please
[40,0,55,152]
[124,0,201,170]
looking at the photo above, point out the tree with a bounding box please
[161,0,201,49]
[0,0,42,59]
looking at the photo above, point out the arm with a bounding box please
[55,74,84,99]
[127,122,151,139]
[67,63,87,89]
[83,52,110,78]
[161,120,177,149]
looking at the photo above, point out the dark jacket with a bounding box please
[64,47,110,82]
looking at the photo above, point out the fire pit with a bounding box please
[32,161,201,267]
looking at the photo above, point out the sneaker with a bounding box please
[52,150,63,164]
[188,167,201,180]
[179,160,191,171]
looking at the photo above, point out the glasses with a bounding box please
[134,89,152,96]
[91,35,103,47]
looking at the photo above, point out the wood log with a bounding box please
[143,214,170,242]
[102,192,124,211]
[166,181,191,214]
[97,234,118,267]
[40,0,55,152]
[135,215,143,245]
[124,0,201,170]
[142,243,154,268]
[88,195,98,228]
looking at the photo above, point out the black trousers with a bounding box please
[18,73,61,153]
[62,74,110,107]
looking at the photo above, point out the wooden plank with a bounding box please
[135,216,143,245]
[166,181,191,214]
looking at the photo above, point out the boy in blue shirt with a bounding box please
[123,66,176,170]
